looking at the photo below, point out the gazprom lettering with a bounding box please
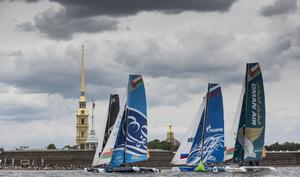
[206,124,223,133]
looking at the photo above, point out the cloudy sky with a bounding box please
[0,0,299,150]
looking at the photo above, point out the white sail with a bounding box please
[224,78,246,161]
[171,96,206,165]
[97,90,127,165]
[92,106,109,166]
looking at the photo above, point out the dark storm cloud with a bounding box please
[9,0,39,2]
[17,0,237,40]
[260,0,297,17]
[51,0,237,17]
[17,8,119,40]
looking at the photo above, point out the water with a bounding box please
[0,167,299,177]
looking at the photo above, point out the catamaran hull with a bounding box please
[84,167,105,173]
[172,166,225,172]
[105,166,160,173]
[172,166,195,172]
[225,166,276,172]
[85,166,160,173]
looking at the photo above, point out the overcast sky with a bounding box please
[0,0,299,150]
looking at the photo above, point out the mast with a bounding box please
[241,64,249,164]
[200,83,210,161]
[80,45,85,96]
[91,101,95,131]
[123,104,129,165]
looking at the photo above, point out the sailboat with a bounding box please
[224,63,275,172]
[90,94,119,170]
[171,83,225,172]
[96,74,160,173]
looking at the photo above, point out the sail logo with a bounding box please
[206,124,223,133]
[251,83,257,126]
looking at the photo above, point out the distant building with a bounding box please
[16,146,29,151]
[166,124,180,146]
[76,45,89,145]
[85,102,98,150]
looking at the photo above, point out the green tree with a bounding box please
[147,139,179,151]
[266,142,300,151]
[47,143,56,150]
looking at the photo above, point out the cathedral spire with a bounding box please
[76,45,89,146]
[80,45,85,96]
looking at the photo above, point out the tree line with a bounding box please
[265,142,300,151]
[147,139,179,151]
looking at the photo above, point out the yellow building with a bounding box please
[166,124,180,147]
[167,124,175,144]
[76,45,89,145]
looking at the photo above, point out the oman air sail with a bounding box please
[225,63,275,172]
[171,83,224,172]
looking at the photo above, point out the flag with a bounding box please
[180,154,189,159]
[248,64,261,79]
[130,75,143,89]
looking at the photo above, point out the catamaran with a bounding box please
[224,63,275,172]
[94,74,160,173]
[171,83,225,172]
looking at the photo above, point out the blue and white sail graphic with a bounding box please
[186,83,224,166]
[125,74,148,163]
[109,74,148,167]
[171,97,206,165]
[110,109,127,167]
[203,84,224,163]
[186,109,205,165]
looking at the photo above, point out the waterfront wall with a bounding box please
[1,149,300,168]
[260,151,300,166]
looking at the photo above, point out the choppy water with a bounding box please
[0,167,300,177]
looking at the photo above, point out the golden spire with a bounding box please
[80,45,85,96]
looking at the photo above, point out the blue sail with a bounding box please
[203,83,224,163]
[110,74,148,167]
[125,74,148,163]
[186,83,224,165]
[110,109,126,167]
[186,109,205,165]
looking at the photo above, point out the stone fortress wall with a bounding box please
[1,149,300,168]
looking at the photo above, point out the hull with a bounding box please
[172,166,225,172]
[105,166,160,173]
[224,165,276,173]
[85,166,160,173]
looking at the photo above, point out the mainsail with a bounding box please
[97,91,127,166]
[172,83,224,166]
[102,94,120,150]
[92,94,120,167]
[171,98,205,165]
[232,63,266,163]
[99,74,148,167]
